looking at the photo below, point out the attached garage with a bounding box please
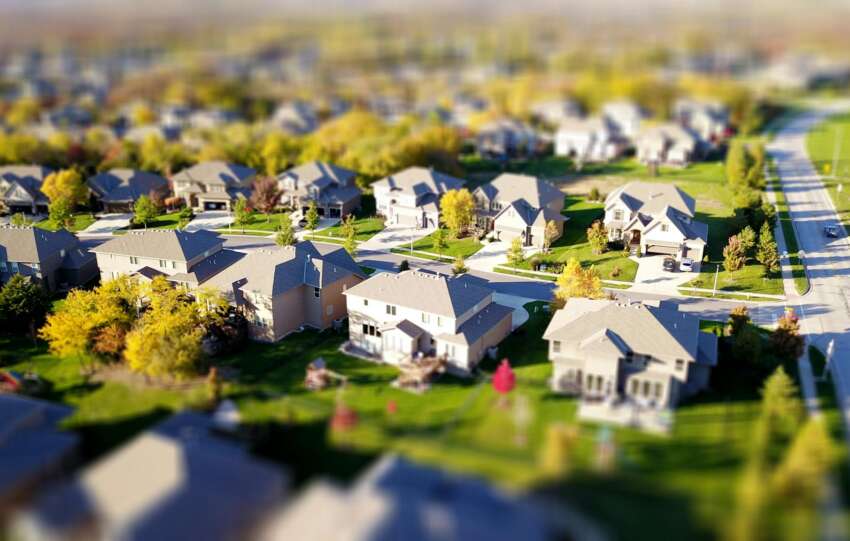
[644,243,680,256]
[204,201,227,211]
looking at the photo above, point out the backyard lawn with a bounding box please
[504,196,638,282]
[35,212,96,232]
[806,111,850,234]
[4,300,840,540]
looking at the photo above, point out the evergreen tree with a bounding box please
[305,200,320,231]
[133,194,160,228]
[0,275,49,336]
[343,227,357,255]
[232,198,252,228]
[507,237,525,266]
[772,418,838,505]
[756,221,780,273]
[760,365,803,438]
[275,212,296,246]
[726,140,750,188]
[432,228,448,256]
[738,225,756,260]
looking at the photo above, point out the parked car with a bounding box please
[662,257,677,272]
[824,225,839,238]
[679,257,694,272]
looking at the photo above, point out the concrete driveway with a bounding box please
[184,211,233,232]
[629,255,697,294]
[358,224,433,251]
[466,240,539,272]
[79,213,133,235]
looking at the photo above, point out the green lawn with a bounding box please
[129,212,185,230]
[505,197,638,282]
[461,155,574,188]
[318,216,386,241]
[35,212,96,232]
[398,230,483,259]
[233,212,293,232]
[6,301,839,539]
[683,262,784,296]
[806,112,850,234]
[770,174,810,295]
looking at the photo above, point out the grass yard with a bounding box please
[131,212,185,230]
[35,212,96,232]
[318,216,386,241]
[397,230,483,259]
[806,112,850,234]
[460,155,573,188]
[505,196,638,282]
[770,174,810,295]
[233,212,293,232]
[5,300,840,540]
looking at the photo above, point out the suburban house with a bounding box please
[205,242,365,342]
[12,411,286,541]
[602,100,645,140]
[260,454,552,541]
[543,298,718,431]
[373,167,466,229]
[554,117,627,162]
[90,229,241,288]
[473,173,566,249]
[277,161,361,218]
[635,123,698,166]
[531,98,583,127]
[270,100,319,135]
[87,168,169,212]
[172,161,257,211]
[0,395,79,510]
[603,181,708,262]
[0,165,52,215]
[0,226,97,291]
[673,98,730,146]
[475,118,539,159]
[344,270,513,373]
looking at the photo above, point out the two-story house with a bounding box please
[0,226,97,291]
[172,161,256,211]
[475,118,539,160]
[344,270,513,373]
[543,298,717,430]
[372,167,466,229]
[603,181,708,262]
[635,123,698,167]
[87,168,169,212]
[554,117,627,163]
[602,100,645,140]
[90,229,241,288]
[0,165,52,215]
[673,98,730,148]
[277,161,361,218]
[473,173,566,249]
[205,241,364,342]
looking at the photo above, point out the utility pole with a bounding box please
[712,264,720,296]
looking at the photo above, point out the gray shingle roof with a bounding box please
[0,165,53,185]
[278,161,356,190]
[373,167,465,198]
[171,161,256,187]
[90,230,223,262]
[0,226,78,263]
[478,173,563,211]
[344,270,493,318]
[205,241,363,297]
[437,302,513,345]
[543,299,701,363]
[606,181,696,218]
[87,169,168,204]
[0,165,52,205]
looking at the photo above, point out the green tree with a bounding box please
[452,255,468,275]
[343,227,357,255]
[440,188,475,238]
[10,212,31,226]
[398,259,410,271]
[760,365,803,438]
[275,212,296,246]
[507,237,524,266]
[756,221,780,273]
[586,220,608,255]
[738,225,756,260]
[233,198,252,228]
[723,235,745,272]
[133,194,160,228]
[432,228,448,256]
[305,200,320,231]
[772,418,838,505]
[339,214,356,239]
[48,199,75,230]
[746,142,766,189]
[732,325,762,365]
[0,275,49,336]
[726,140,750,188]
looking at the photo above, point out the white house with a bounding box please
[344,270,513,373]
[372,167,466,229]
[602,100,645,140]
[635,123,698,167]
[673,98,730,147]
[554,117,626,162]
[604,181,707,262]
[473,173,566,249]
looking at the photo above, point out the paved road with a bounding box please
[767,101,850,434]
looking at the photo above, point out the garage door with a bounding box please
[394,213,419,227]
[204,202,227,211]
[645,244,679,256]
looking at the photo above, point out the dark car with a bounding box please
[824,225,839,238]
[662,257,677,272]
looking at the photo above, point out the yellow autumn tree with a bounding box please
[41,169,87,207]
[554,257,604,306]
[440,188,475,238]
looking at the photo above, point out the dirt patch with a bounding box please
[91,364,203,391]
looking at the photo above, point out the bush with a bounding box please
[611,265,621,278]
[588,187,601,202]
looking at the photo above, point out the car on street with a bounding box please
[824,225,839,238]
[679,257,694,272]
[662,257,676,272]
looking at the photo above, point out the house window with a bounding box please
[10,262,18,272]
[552,340,561,353]
[362,324,381,337]
[661,223,669,232]
[630,379,639,395]
[0,262,7,272]
[159,260,167,268]
[654,382,663,399]
[171,261,176,269]
[675,359,684,371]
[437,316,442,326]
[314,287,321,298]
[386,304,396,315]
[130,256,139,265]
[614,209,624,221]
[363,299,369,306]
[421,312,430,324]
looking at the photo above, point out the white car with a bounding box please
[679,257,694,272]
